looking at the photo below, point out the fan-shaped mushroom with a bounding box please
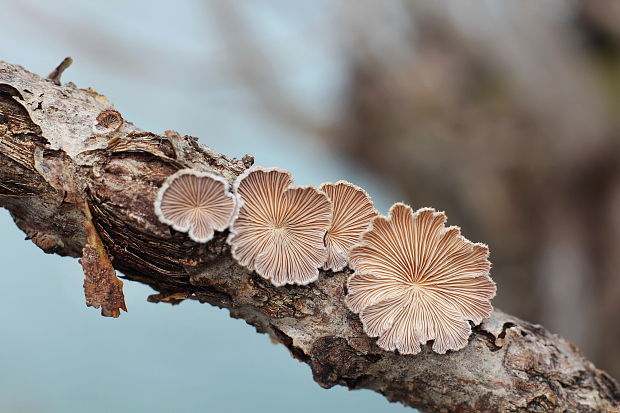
[320,181,378,271]
[228,167,331,286]
[154,169,236,243]
[346,203,496,354]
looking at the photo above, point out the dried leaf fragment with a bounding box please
[80,202,127,318]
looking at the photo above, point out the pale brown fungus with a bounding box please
[320,181,378,271]
[154,169,236,243]
[228,167,331,286]
[346,203,496,354]
[94,109,123,133]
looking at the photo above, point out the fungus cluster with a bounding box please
[154,164,496,355]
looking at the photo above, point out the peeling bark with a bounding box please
[0,61,619,413]
[81,200,127,317]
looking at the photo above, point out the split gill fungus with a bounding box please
[228,167,331,287]
[346,203,496,354]
[320,181,378,272]
[154,169,236,243]
[152,165,496,355]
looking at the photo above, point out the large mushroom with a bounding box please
[320,181,378,271]
[228,167,331,286]
[154,169,236,243]
[346,203,496,354]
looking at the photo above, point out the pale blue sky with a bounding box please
[0,1,408,412]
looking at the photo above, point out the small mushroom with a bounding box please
[320,181,378,271]
[154,169,236,243]
[346,203,496,354]
[228,167,331,286]
[94,110,123,133]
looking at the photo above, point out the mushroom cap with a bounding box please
[93,110,123,133]
[346,203,496,355]
[320,181,378,271]
[228,167,331,286]
[154,169,236,243]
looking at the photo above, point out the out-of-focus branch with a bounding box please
[207,0,325,135]
[1,61,619,413]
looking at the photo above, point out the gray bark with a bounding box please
[1,61,619,413]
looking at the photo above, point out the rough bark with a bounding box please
[0,60,618,413]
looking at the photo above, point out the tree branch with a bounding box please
[1,60,618,413]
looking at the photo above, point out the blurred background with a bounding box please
[1,0,620,411]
